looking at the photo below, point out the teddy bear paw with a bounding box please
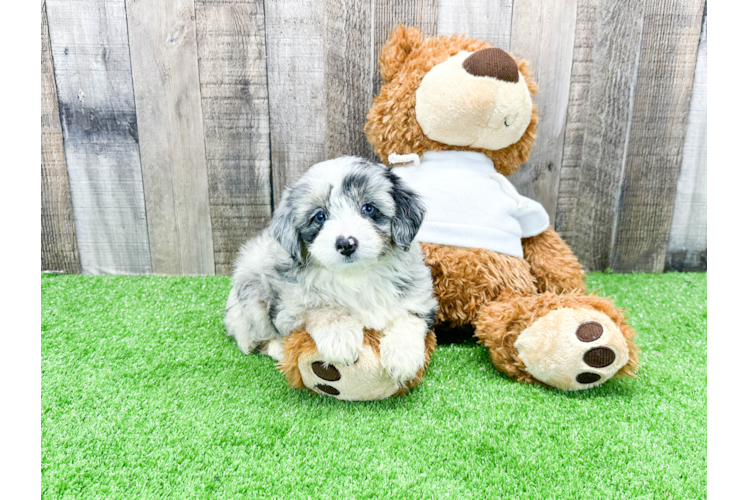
[514,307,630,391]
[297,343,401,401]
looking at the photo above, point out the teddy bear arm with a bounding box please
[521,227,586,294]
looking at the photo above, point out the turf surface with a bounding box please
[41,272,706,499]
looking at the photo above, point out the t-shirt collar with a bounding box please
[420,150,496,173]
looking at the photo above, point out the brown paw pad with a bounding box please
[576,321,603,342]
[315,384,340,396]
[576,372,602,384]
[583,347,616,368]
[311,361,341,381]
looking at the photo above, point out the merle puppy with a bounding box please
[224,157,438,384]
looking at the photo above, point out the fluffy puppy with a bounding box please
[224,157,438,384]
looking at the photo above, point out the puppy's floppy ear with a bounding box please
[269,190,303,263]
[386,170,426,251]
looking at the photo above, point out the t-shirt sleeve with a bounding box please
[515,197,550,238]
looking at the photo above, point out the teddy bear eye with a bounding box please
[361,204,375,216]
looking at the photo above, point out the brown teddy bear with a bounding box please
[279,26,639,399]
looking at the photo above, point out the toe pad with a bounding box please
[514,307,629,391]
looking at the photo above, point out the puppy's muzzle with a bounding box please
[335,236,358,257]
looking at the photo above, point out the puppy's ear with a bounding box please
[269,191,303,263]
[386,171,426,251]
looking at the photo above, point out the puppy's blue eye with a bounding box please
[313,212,327,224]
[361,204,375,216]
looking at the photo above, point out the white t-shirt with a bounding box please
[392,151,549,259]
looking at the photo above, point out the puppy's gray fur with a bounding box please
[224,157,438,384]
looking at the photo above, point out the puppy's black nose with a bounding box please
[335,236,358,257]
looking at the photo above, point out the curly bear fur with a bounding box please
[474,293,639,386]
[365,25,640,390]
[365,27,538,177]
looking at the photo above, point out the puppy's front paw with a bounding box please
[234,337,258,355]
[310,324,363,366]
[380,334,426,385]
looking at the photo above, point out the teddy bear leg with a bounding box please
[278,329,437,401]
[473,293,640,390]
[521,228,587,294]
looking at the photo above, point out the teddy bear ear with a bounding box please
[379,25,423,83]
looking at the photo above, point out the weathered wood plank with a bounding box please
[611,0,705,272]
[264,0,326,199]
[326,0,441,163]
[42,0,81,274]
[555,0,646,271]
[46,0,151,274]
[555,0,596,267]
[324,0,374,160]
[706,44,728,252]
[373,0,438,97]
[194,0,272,276]
[666,5,706,272]
[436,0,512,50]
[126,0,214,275]
[509,0,578,224]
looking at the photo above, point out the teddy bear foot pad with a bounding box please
[514,307,630,391]
[299,345,402,401]
[281,330,437,401]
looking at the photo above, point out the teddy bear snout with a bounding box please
[488,109,516,130]
[462,48,519,83]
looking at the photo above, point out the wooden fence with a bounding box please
[41,0,707,275]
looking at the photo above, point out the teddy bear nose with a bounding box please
[462,48,519,83]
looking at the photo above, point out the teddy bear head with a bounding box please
[365,26,538,176]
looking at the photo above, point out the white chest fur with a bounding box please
[274,247,433,334]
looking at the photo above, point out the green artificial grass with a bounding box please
[42,272,706,499]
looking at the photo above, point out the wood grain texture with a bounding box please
[41,0,81,274]
[46,0,151,274]
[40,0,709,275]
[373,0,437,97]
[324,0,374,160]
[126,0,215,275]
[436,0,512,50]
[555,0,646,271]
[509,0,578,224]
[611,0,705,272]
[706,44,728,250]
[666,6,706,272]
[195,0,273,276]
[265,0,326,199]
